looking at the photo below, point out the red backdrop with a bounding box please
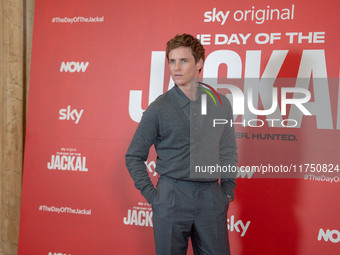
[19,0,340,254]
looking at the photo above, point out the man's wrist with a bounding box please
[227,195,233,202]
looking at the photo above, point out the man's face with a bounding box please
[168,47,203,88]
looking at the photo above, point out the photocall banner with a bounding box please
[19,0,340,254]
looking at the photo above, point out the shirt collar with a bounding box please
[173,85,190,108]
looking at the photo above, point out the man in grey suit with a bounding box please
[126,33,238,255]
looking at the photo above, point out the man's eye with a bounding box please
[181,59,187,63]
[169,60,175,64]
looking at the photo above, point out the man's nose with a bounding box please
[174,61,181,70]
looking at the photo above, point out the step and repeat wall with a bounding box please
[18,0,339,254]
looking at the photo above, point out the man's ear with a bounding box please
[196,58,203,71]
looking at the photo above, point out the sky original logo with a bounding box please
[60,61,89,72]
[203,5,295,25]
[59,105,84,124]
[198,81,222,115]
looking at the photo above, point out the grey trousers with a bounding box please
[152,175,230,255]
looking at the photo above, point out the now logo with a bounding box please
[318,228,340,243]
[48,252,71,255]
[60,61,89,72]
